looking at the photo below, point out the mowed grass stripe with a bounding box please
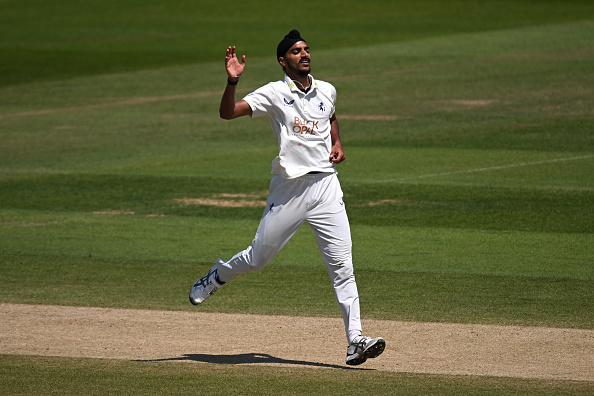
[3,355,592,396]
[2,0,593,87]
[0,252,591,328]
[0,91,221,120]
[0,172,591,233]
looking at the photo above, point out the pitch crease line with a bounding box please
[349,154,593,186]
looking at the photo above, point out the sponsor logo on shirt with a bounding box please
[293,116,319,135]
[283,98,295,107]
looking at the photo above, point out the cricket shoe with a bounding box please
[189,260,225,305]
[345,336,385,366]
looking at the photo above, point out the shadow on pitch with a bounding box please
[137,352,372,370]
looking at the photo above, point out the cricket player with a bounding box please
[190,29,385,366]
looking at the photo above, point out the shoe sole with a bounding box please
[346,338,386,366]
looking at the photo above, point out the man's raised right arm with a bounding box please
[219,46,252,120]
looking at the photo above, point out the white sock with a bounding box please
[348,331,362,345]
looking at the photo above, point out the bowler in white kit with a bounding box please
[189,29,385,366]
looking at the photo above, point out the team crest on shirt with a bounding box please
[283,98,295,107]
[318,102,326,112]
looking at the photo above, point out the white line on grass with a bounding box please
[349,154,594,186]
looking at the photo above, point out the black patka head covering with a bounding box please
[277,29,306,61]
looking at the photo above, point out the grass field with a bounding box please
[1,0,593,394]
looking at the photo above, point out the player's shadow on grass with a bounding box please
[139,353,371,370]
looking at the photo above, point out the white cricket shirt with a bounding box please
[243,74,337,179]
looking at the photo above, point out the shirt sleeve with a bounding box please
[243,83,275,118]
[332,85,337,105]
[316,80,337,117]
[329,83,337,115]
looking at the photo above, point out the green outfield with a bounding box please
[1,0,593,394]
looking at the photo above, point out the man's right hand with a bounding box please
[226,46,245,82]
[220,46,252,120]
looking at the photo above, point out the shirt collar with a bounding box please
[284,74,317,94]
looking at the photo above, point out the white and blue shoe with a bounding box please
[346,336,385,365]
[189,261,225,305]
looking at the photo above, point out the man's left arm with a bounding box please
[329,113,345,164]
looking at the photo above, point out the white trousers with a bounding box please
[217,172,362,343]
